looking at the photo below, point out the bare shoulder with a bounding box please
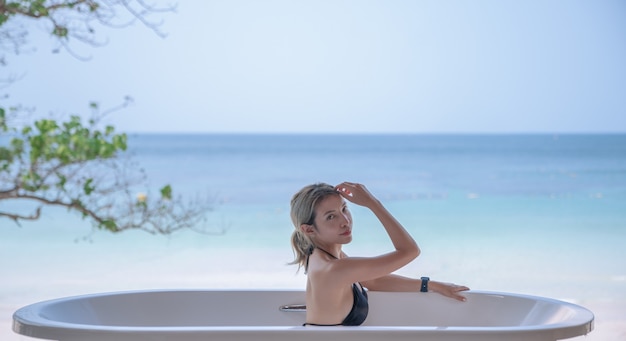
[308,254,350,285]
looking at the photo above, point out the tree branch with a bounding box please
[0,206,41,226]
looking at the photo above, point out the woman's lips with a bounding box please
[340,230,352,236]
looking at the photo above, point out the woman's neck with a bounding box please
[315,244,342,259]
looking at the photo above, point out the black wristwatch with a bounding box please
[420,276,430,292]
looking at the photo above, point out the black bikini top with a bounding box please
[341,282,369,326]
[303,247,369,326]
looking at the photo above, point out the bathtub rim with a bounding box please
[13,289,594,341]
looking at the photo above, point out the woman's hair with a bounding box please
[289,182,339,271]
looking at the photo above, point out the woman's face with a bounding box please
[311,194,353,244]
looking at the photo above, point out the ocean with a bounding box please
[2,134,625,340]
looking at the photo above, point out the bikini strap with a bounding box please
[316,247,339,259]
[305,247,339,274]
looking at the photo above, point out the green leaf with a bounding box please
[57,173,67,190]
[83,178,95,195]
[10,138,24,153]
[0,107,6,131]
[100,220,118,232]
[52,25,69,38]
[112,134,127,151]
[160,185,172,200]
[0,14,10,26]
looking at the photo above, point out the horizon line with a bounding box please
[122,131,626,135]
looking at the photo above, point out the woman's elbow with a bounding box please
[402,244,420,261]
[410,244,421,260]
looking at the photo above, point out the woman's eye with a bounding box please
[327,214,334,220]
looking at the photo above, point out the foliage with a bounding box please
[1,0,171,59]
[0,1,215,234]
[0,101,212,234]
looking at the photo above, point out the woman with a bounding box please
[290,182,469,326]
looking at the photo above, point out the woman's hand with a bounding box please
[430,281,470,302]
[335,182,379,208]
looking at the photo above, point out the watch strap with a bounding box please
[420,276,430,292]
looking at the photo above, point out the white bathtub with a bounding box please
[13,289,593,341]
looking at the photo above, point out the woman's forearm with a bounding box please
[363,275,470,302]
[362,274,420,291]
[369,200,420,257]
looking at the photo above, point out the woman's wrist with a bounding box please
[365,197,383,210]
[426,280,441,293]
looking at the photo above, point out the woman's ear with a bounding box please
[300,224,315,236]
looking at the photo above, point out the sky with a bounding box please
[3,0,626,134]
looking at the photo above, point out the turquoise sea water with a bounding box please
[129,133,626,201]
[2,134,626,340]
[3,133,626,271]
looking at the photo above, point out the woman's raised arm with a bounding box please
[331,182,420,283]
